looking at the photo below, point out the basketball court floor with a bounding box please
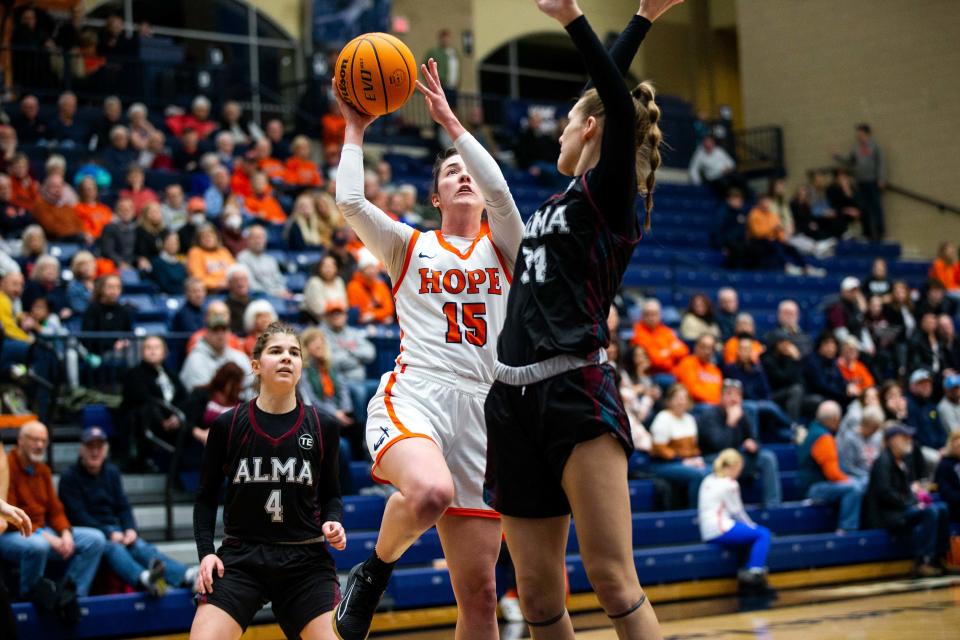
[384,577,960,640]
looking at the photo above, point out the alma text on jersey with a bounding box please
[418,267,503,295]
[232,457,313,486]
[523,203,569,239]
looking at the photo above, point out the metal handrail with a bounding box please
[885,184,960,216]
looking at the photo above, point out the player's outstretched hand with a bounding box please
[197,553,224,595]
[638,0,685,22]
[331,78,378,133]
[416,59,464,140]
[0,499,31,537]
[323,521,346,550]
[535,0,582,25]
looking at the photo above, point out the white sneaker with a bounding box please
[785,264,804,276]
[499,594,523,623]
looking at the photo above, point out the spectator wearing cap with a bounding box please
[934,431,960,523]
[673,334,723,405]
[827,277,875,355]
[323,300,375,383]
[118,336,187,466]
[905,369,945,476]
[0,421,106,601]
[937,374,960,434]
[185,300,244,355]
[237,225,290,298]
[347,248,395,325]
[631,299,688,381]
[864,424,950,577]
[304,255,347,323]
[763,299,813,357]
[187,224,236,291]
[698,449,774,594]
[798,400,865,531]
[178,197,208,251]
[804,332,854,406]
[837,405,885,481]
[761,331,806,420]
[650,385,708,507]
[59,426,198,595]
[697,380,781,507]
[836,337,875,392]
[180,301,251,392]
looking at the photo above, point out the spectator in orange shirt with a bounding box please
[723,313,764,365]
[230,153,257,199]
[746,195,815,275]
[347,248,395,325]
[837,337,875,393]
[929,241,960,293]
[631,299,689,378]
[284,136,323,188]
[253,139,287,184]
[9,152,38,210]
[74,176,113,241]
[321,99,346,148]
[673,334,723,404]
[186,224,236,291]
[242,173,286,224]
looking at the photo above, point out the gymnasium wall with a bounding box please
[736,0,960,257]
[391,0,477,91]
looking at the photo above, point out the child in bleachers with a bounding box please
[698,448,774,594]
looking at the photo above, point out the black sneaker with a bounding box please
[56,579,81,626]
[333,562,389,640]
[145,558,169,597]
[26,577,58,613]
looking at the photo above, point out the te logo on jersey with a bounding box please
[299,434,314,450]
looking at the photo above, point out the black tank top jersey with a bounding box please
[193,400,342,558]
[497,174,640,367]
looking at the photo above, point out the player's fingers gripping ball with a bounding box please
[336,32,417,116]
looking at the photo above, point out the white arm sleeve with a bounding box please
[336,144,415,281]
[453,132,524,272]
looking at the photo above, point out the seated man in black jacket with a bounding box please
[697,380,781,507]
[803,332,856,407]
[934,430,960,523]
[864,424,950,577]
[761,331,806,420]
[59,427,197,595]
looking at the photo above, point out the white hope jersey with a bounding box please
[391,229,512,383]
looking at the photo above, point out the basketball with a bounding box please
[335,32,417,116]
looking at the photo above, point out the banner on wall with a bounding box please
[312,0,393,47]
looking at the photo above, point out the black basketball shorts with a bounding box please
[484,363,633,518]
[198,538,340,638]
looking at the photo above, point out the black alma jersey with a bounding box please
[497,174,640,367]
[193,401,342,558]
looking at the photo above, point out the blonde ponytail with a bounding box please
[631,82,662,231]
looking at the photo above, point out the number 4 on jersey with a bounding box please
[265,489,283,522]
[443,302,487,346]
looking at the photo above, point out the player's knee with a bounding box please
[409,482,454,525]
[587,563,641,614]
[517,589,565,624]
[458,575,498,620]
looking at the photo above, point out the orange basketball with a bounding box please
[335,33,417,116]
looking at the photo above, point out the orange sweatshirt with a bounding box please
[347,273,395,323]
[929,259,960,292]
[746,206,784,241]
[75,202,114,239]
[6,449,71,533]
[837,359,875,390]
[811,434,849,483]
[723,337,764,365]
[284,157,323,187]
[631,323,689,374]
[187,246,236,290]
[672,355,723,404]
[243,194,287,224]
